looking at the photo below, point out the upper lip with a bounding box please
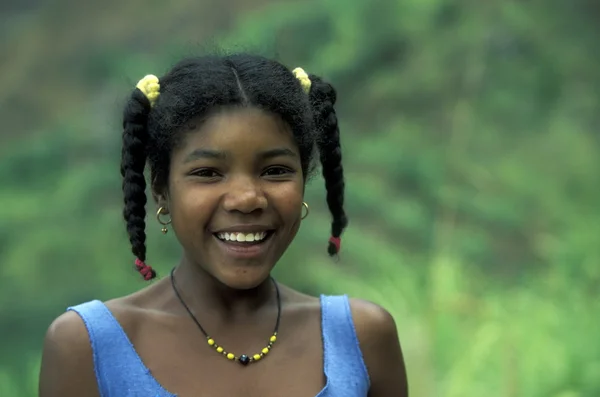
[212,224,275,234]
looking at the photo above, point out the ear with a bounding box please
[151,176,169,212]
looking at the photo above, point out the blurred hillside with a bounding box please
[0,0,278,143]
[1,0,600,396]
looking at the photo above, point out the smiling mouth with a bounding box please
[214,230,275,245]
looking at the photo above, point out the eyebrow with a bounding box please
[183,147,297,163]
[183,149,226,163]
[258,148,297,160]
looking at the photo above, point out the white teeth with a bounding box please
[216,231,268,242]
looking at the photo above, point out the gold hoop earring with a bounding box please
[301,202,309,220]
[156,207,172,234]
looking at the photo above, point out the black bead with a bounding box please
[239,354,250,365]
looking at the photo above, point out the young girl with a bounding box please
[38,53,408,397]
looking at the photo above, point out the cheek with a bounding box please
[168,180,216,233]
[269,181,304,222]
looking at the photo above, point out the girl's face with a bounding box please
[159,107,305,290]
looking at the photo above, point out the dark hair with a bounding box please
[120,53,347,280]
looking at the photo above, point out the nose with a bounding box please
[222,175,268,214]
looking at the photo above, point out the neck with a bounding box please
[170,257,277,321]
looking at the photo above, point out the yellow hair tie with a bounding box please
[136,74,160,107]
[292,67,311,94]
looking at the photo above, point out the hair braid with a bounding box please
[308,75,347,255]
[121,89,156,280]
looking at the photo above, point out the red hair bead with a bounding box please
[135,258,155,280]
[328,236,341,253]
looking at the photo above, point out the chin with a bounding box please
[216,267,273,291]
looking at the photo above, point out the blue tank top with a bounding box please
[68,295,370,397]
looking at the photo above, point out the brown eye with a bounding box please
[262,166,294,177]
[192,168,221,178]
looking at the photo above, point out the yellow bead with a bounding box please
[216,347,224,353]
[262,347,269,354]
[253,354,261,361]
[270,335,277,343]
[207,338,215,346]
[227,353,235,360]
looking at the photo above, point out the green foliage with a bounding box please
[1,0,599,395]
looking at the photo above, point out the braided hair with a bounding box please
[120,54,347,280]
[308,75,347,255]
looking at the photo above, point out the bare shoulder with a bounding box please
[103,279,171,321]
[39,294,148,397]
[39,310,100,397]
[348,298,398,340]
[348,298,409,397]
[104,295,145,327]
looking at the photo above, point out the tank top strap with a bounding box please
[67,300,175,397]
[319,295,370,395]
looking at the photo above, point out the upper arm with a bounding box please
[39,311,100,397]
[349,298,409,397]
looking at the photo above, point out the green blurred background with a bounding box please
[2,0,600,395]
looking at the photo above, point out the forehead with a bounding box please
[174,107,298,160]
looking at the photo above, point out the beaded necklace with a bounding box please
[170,268,281,366]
